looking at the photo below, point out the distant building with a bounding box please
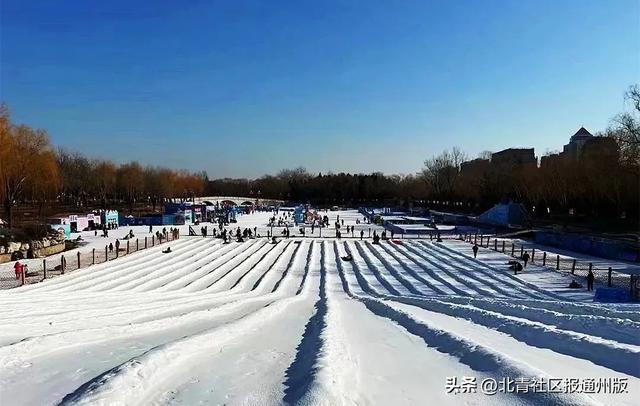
[581,136,618,163]
[561,127,618,162]
[491,148,537,168]
[540,152,563,168]
[460,158,490,175]
[562,127,593,159]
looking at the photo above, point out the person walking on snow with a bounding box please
[115,239,120,252]
[522,251,530,268]
[14,261,23,280]
[587,269,595,291]
[472,244,479,258]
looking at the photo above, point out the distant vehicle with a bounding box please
[331,206,340,211]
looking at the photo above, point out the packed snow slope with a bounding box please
[0,237,638,405]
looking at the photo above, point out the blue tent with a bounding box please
[478,203,528,227]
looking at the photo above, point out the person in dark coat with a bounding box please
[587,269,595,291]
[522,251,530,268]
[472,244,479,258]
[513,262,523,274]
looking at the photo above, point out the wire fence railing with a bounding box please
[1,230,180,290]
[461,232,632,291]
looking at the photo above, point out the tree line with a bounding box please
[2,84,638,228]
[0,106,206,227]
[207,85,639,223]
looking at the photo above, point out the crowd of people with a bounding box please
[9,209,602,295]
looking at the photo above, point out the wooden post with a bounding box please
[136,238,139,251]
[61,255,65,275]
[542,252,546,266]
[571,259,576,274]
[520,246,524,257]
[152,235,155,246]
[127,240,130,254]
[368,228,371,238]
[474,233,477,244]
[502,241,505,253]
[21,266,25,286]
[511,243,515,256]
[556,255,560,270]
[480,235,483,246]
[494,239,497,251]
[589,262,593,274]
[608,267,612,287]
[77,251,81,269]
[145,236,148,249]
[92,248,95,265]
[531,248,535,263]
[105,245,108,262]
[43,259,47,279]
[116,246,119,259]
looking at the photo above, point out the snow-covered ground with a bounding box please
[0,211,638,405]
[492,237,640,275]
[0,210,385,287]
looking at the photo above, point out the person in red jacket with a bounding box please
[14,261,23,280]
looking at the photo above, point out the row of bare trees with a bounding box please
[417,86,639,221]
[55,149,206,213]
[208,86,639,224]
[0,106,206,227]
[2,84,638,228]
[208,169,428,205]
[0,106,59,228]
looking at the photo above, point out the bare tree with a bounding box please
[604,84,640,166]
[421,147,467,203]
[0,108,59,227]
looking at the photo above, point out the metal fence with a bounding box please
[461,232,632,290]
[1,231,179,290]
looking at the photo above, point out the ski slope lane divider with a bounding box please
[414,242,524,299]
[384,295,640,378]
[56,270,319,405]
[384,242,469,296]
[438,296,640,346]
[282,240,328,404]
[361,241,435,296]
[353,240,422,296]
[272,241,304,293]
[330,245,601,406]
[432,242,566,301]
[343,241,402,296]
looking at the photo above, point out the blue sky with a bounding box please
[1,0,638,178]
